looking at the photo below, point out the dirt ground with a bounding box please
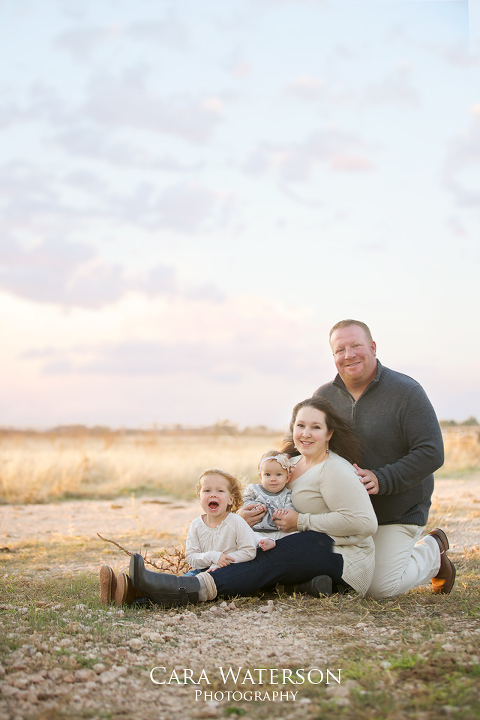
[2,477,479,548]
[0,478,479,720]
[0,495,199,557]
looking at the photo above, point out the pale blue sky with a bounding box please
[1,0,478,429]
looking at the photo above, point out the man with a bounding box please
[313,319,455,598]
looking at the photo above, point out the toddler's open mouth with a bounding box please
[208,500,219,510]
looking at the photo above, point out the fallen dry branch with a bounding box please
[96,533,188,575]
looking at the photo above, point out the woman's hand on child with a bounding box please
[238,503,267,527]
[272,508,299,533]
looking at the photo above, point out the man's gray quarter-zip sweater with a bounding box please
[314,361,444,526]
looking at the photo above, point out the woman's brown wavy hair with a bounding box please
[282,396,362,466]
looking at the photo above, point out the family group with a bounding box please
[99,319,455,607]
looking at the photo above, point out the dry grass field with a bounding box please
[0,429,284,505]
[439,427,480,477]
[1,426,479,505]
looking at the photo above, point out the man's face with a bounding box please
[330,325,377,387]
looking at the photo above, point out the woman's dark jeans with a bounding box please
[210,531,343,597]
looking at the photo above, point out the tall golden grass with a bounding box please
[439,426,480,476]
[0,426,478,504]
[0,430,284,504]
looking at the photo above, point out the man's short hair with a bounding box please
[329,319,373,344]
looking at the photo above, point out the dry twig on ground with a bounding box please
[97,533,188,575]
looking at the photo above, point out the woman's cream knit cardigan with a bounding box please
[290,452,378,596]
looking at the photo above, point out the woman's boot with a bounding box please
[114,572,150,606]
[289,575,333,597]
[129,553,201,607]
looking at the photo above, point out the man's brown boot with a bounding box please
[429,528,456,594]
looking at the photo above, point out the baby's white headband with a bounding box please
[259,454,291,471]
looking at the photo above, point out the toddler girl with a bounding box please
[100,467,257,605]
[184,468,257,574]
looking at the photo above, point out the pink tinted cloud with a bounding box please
[231,62,252,78]
[0,237,181,308]
[23,295,318,382]
[244,127,374,184]
[330,154,374,171]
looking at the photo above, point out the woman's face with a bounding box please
[293,407,333,462]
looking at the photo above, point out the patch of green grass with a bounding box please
[224,708,247,716]
[74,654,97,668]
[389,651,425,670]
[300,653,480,720]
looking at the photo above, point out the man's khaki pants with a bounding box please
[366,524,441,599]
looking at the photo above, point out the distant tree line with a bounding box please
[0,421,283,438]
[439,416,479,428]
[1,417,478,437]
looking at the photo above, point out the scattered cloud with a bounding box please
[355,241,389,254]
[0,236,124,308]
[330,155,373,171]
[54,17,190,62]
[440,41,480,68]
[231,62,252,78]
[285,65,420,109]
[54,25,112,61]
[0,96,28,129]
[284,74,357,107]
[0,236,183,308]
[106,180,237,232]
[54,124,204,170]
[244,128,375,186]
[285,76,326,102]
[0,159,234,235]
[155,182,236,233]
[23,312,317,382]
[443,105,480,206]
[0,66,224,146]
[0,162,66,224]
[127,17,190,49]
[265,0,328,5]
[447,215,467,237]
[0,81,75,130]
[364,65,420,107]
[82,69,224,143]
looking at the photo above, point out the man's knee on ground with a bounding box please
[366,576,401,599]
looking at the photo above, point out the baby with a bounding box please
[243,450,296,551]
[184,467,257,574]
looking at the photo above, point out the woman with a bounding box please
[120,397,377,606]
